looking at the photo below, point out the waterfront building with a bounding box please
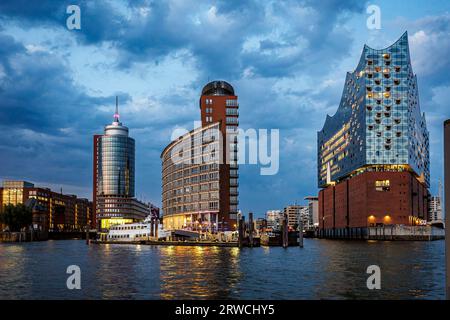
[299,206,310,230]
[305,196,319,228]
[266,210,283,231]
[0,180,93,232]
[317,32,430,235]
[255,218,267,233]
[93,98,150,230]
[283,205,305,229]
[429,181,443,222]
[161,81,239,232]
[429,196,442,222]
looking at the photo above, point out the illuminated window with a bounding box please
[375,180,390,191]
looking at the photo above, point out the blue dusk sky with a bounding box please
[0,0,449,217]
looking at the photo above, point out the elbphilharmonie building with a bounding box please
[317,32,430,236]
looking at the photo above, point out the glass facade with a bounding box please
[318,32,429,188]
[97,135,135,197]
[94,108,150,231]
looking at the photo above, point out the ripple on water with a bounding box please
[0,239,445,299]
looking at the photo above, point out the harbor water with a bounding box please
[0,239,445,299]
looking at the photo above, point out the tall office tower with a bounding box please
[161,81,239,232]
[317,32,430,236]
[93,98,149,231]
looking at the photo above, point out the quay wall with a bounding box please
[317,225,444,241]
[0,231,48,242]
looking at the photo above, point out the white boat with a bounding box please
[107,216,170,241]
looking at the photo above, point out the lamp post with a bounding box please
[444,119,450,299]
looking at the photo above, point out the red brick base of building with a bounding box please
[319,170,430,232]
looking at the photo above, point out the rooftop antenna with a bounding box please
[114,96,120,123]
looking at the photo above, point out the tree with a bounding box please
[0,204,32,232]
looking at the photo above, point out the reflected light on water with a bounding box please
[0,240,445,300]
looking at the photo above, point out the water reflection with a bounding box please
[159,245,242,299]
[0,239,445,299]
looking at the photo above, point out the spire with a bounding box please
[114,96,120,123]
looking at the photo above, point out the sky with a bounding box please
[0,0,449,218]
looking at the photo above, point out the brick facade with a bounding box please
[319,171,429,230]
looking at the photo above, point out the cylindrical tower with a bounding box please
[97,100,135,197]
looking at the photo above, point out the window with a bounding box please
[226,108,238,115]
[209,202,219,210]
[226,117,238,124]
[375,180,390,191]
[226,99,238,107]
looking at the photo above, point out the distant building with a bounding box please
[93,98,150,231]
[255,218,267,232]
[283,205,305,229]
[305,196,319,228]
[429,196,442,222]
[317,32,430,236]
[299,206,310,230]
[266,210,283,230]
[0,180,93,232]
